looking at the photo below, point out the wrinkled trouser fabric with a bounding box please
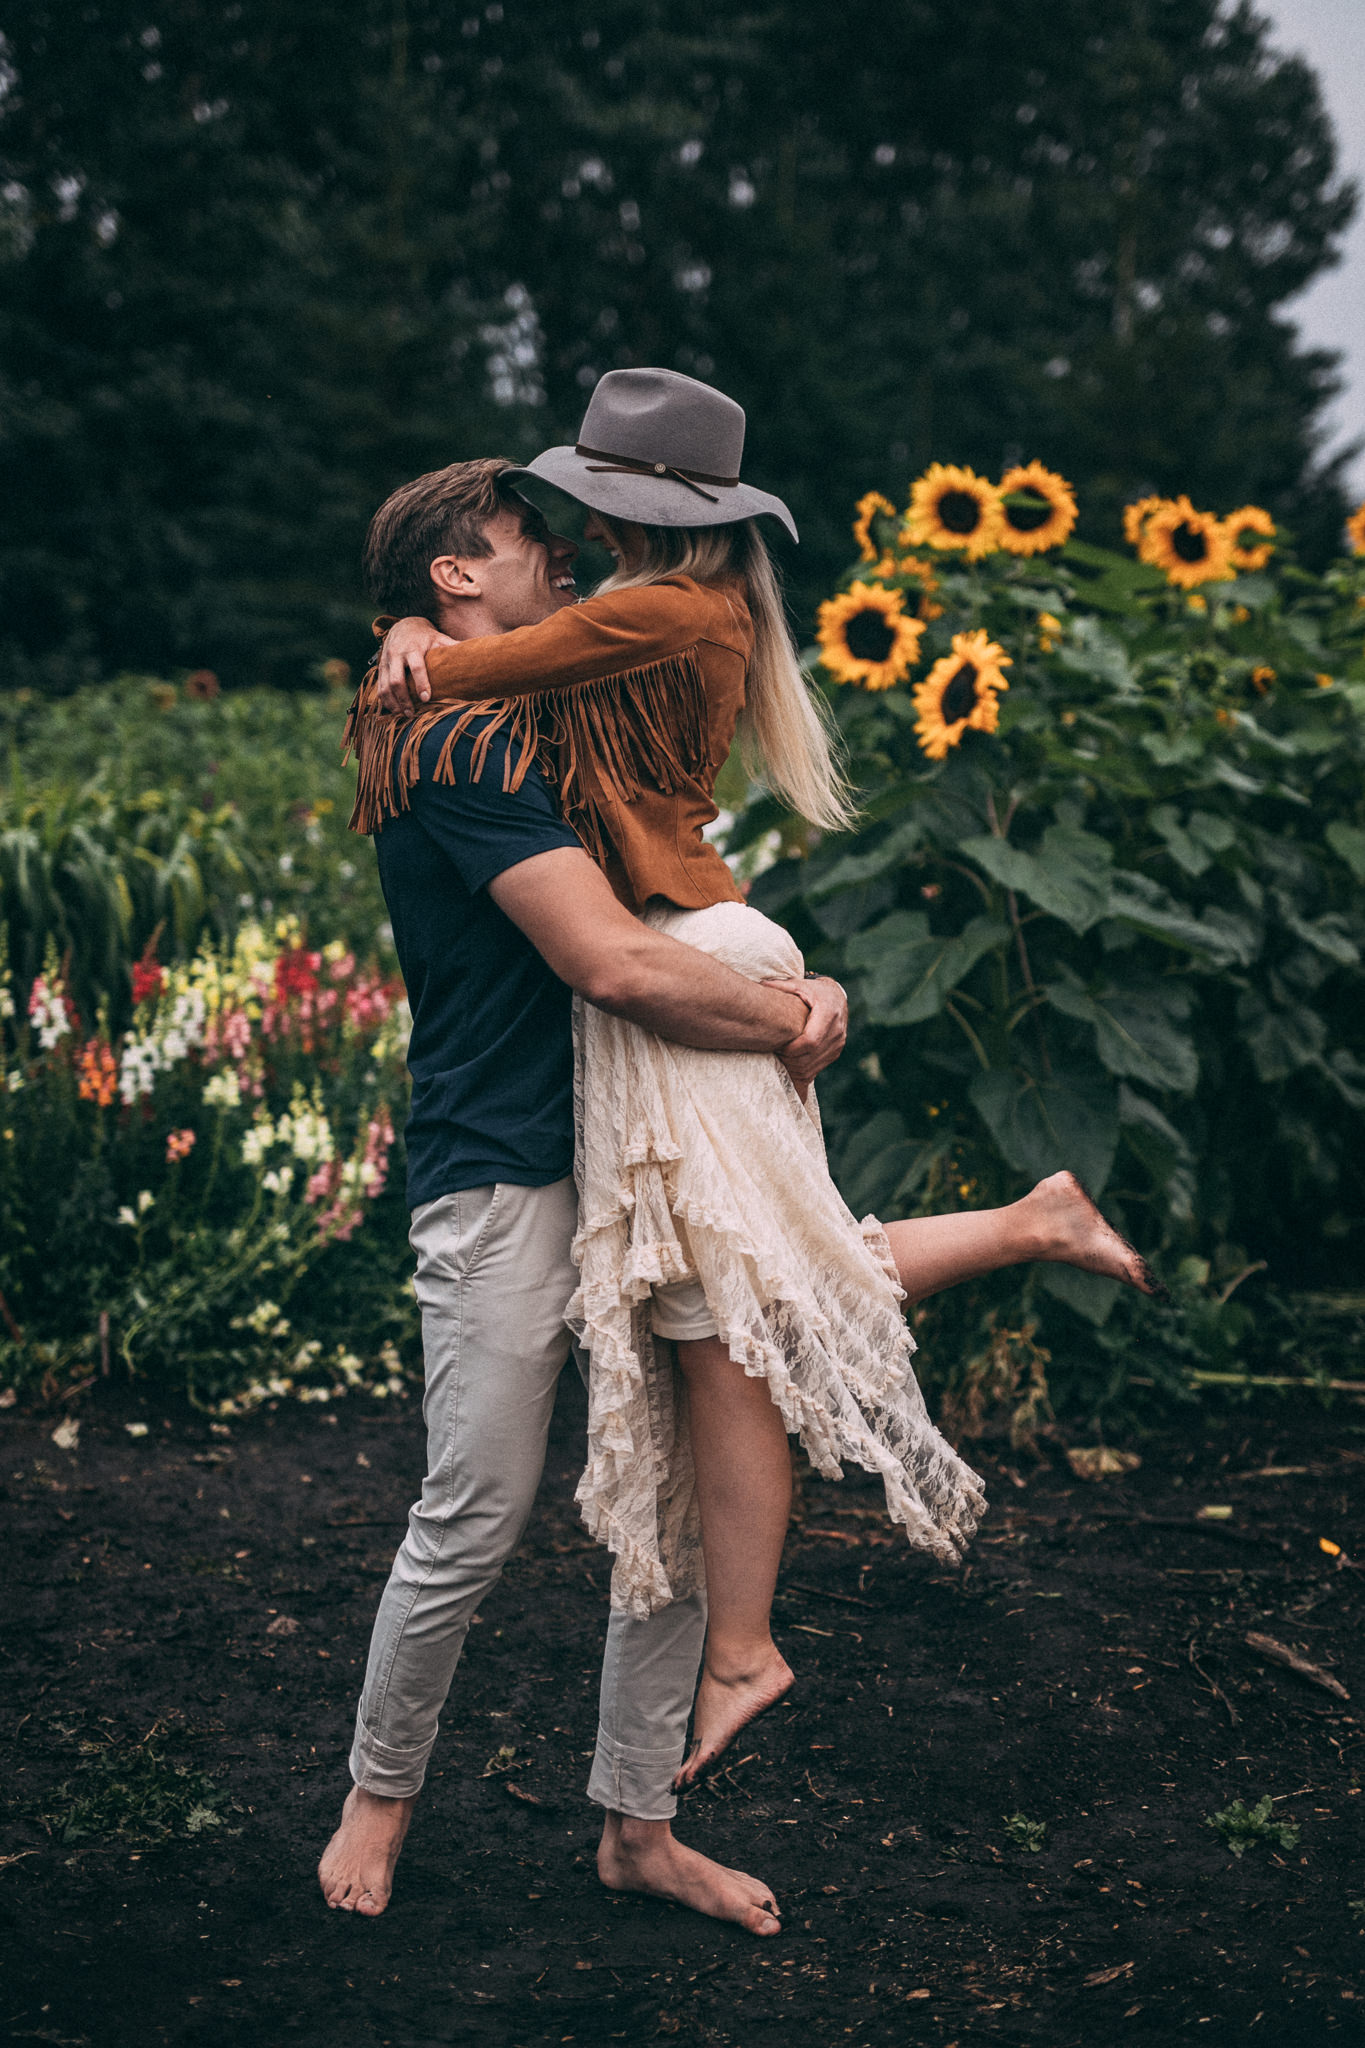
[349,1179,705,1819]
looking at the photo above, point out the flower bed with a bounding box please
[0,919,414,1409]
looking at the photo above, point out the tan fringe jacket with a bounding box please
[345,574,751,914]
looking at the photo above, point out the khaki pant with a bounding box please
[349,1179,705,1819]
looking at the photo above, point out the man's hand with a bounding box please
[769,975,847,1091]
[376,617,455,714]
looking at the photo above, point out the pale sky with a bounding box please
[1259,0,1365,503]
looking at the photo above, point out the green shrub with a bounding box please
[732,490,1365,1427]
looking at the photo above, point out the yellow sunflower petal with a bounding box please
[911,629,1011,759]
[1138,496,1236,589]
[1346,501,1365,557]
[816,581,925,691]
[997,462,1078,555]
[1222,504,1276,572]
[904,464,1005,560]
[852,492,898,564]
[1123,494,1168,550]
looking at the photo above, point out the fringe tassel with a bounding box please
[344,651,712,866]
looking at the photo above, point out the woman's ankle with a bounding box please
[704,1634,783,1685]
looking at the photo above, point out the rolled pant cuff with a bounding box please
[586,1735,682,1822]
[350,1718,433,1800]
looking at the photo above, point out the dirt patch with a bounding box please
[2,1378,1362,2047]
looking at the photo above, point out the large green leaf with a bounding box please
[1237,990,1327,1082]
[848,912,1009,1025]
[1325,822,1365,884]
[1038,1262,1121,1326]
[960,824,1114,934]
[1107,871,1259,966]
[969,1065,1120,1194]
[1046,970,1199,1094]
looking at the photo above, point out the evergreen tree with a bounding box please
[0,0,1354,686]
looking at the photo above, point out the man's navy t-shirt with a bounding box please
[373,715,581,1210]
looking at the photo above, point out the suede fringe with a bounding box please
[344,650,711,867]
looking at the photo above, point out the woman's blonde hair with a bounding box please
[594,517,858,833]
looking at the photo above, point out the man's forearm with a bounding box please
[588,927,807,1050]
[488,848,806,1052]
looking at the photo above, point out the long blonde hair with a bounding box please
[594,517,858,833]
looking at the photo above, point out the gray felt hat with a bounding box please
[506,367,798,542]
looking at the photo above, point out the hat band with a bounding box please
[574,443,740,506]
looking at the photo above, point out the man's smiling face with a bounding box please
[467,495,579,630]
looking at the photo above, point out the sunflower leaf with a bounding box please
[960,826,1113,935]
[850,912,1009,1025]
[1045,970,1199,1094]
[968,1066,1119,1195]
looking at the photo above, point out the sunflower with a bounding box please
[912,629,1012,760]
[852,491,898,564]
[1222,504,1276,572]
[1138,495,1235,589]
[817,581,925,691]
[904,464,1005,560]
[996,462,1078,555]
[1122,494,1167,549]
[1346,501,1365,556]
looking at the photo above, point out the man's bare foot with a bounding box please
[674,1642,793,1789]
[1027,1170,1170,1301]
[597,1814,781,1936]
[317,1785,414,1916]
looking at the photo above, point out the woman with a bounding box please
[349,369,1162,1783]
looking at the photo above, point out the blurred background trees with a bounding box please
[0,0,1356,689]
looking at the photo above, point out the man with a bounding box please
[318,458,846,1935]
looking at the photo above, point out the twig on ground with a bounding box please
[1243,1632,1350,1701]
[1186,1636,1239,1726]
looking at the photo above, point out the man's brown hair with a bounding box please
[362,457,524,618]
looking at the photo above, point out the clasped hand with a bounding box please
[769,975,847,1090]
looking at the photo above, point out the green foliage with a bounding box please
[1206,1795,1301,1859]
[0,1,1355,686]
[41,1741,231,1848]
[738,528,1365,1424]
[0,677,387,1030]
[1003,1812,1048,1852]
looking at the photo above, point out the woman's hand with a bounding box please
[375,616,457,714]
[768,974,847,1093]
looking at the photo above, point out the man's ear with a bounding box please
[429,555,482,602]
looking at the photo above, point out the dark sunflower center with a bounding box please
[940,663,980,723]
[1171,521,1209,563]
[1005,491,1051,532]
[936,489,983,535]
[844,608,897,663]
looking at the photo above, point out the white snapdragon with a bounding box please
[119,1035,161,1104]
[28,977,71,1051]
[203,1069,242,1110]
[241,1115,276,1166]
[262,1165,294,1197]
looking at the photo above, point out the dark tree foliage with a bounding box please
[0,0,1355,687]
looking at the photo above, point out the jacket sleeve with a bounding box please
[418,582,708,703]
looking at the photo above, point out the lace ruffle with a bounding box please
[567,900,987,1617]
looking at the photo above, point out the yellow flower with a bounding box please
[1346,502,1365,556]
[1231,605,1250,624]
[1251,666,1275,694]
[1315,672,1334,689]
[1222,504,1276,572]
[816,581,925,691]
[1037,609,1063,653]
[996,462,1078,555]
[852,492,897,563]
[1187,594,1207,614]
[1138,496,1236,589]
[912,629,1011,759]
[904,464,1005,560]
[1215,707,1235,727]
[1060,709,1077,726]
[1122,495,1167,549]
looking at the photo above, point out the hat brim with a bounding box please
[505,446,798,543]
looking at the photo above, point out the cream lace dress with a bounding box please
[566,897,987,1618]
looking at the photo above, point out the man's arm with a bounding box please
[489,847,845,1077]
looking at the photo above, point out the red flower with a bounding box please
[132,960,165,1006]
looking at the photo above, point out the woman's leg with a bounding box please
[672,1336,795,1786]
[885,1170,1166,1305]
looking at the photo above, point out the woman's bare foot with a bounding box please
[317,1785,414,1916]
[597,1814,781,1936]
[674,1641,793,1789]
[1027,1170,1170,1302]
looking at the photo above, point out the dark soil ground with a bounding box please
[2,1375,1363,2048]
